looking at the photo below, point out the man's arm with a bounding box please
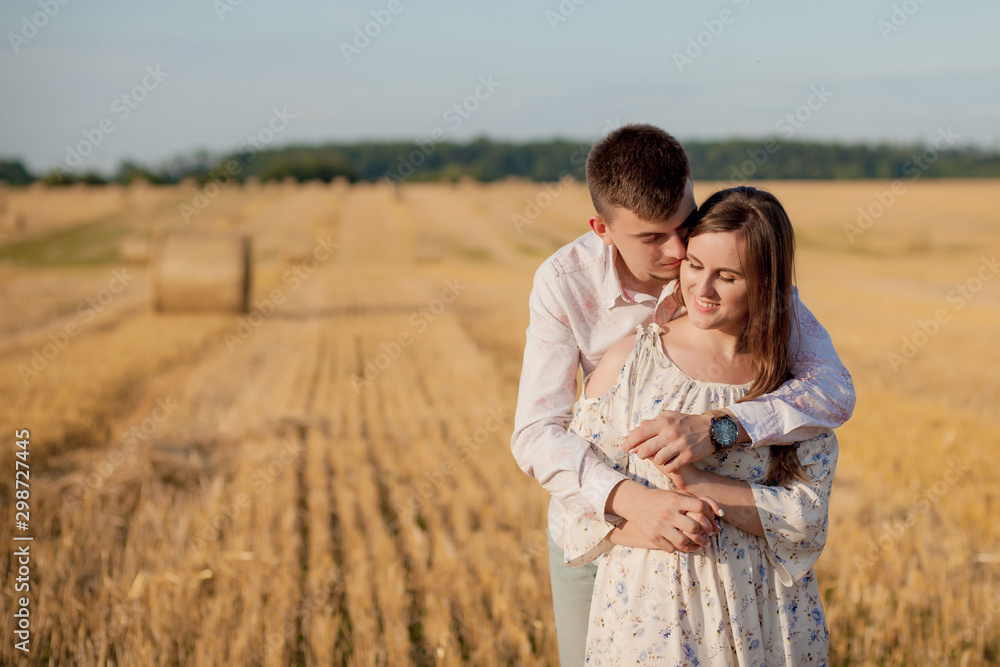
[622,288,855,470]
[510,266,629,518]
[726,287,855,445]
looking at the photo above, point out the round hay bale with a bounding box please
[117,237,151,264]
[152,232,251,313]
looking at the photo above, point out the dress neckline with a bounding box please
[645,323,754,390]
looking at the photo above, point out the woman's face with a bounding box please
[680,231,750,335]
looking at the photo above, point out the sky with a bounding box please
[1,0,998,176]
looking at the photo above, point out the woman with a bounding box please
[563,186,838,664]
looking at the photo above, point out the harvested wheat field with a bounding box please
[0,178,998,666]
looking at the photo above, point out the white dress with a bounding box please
[563,324,837,666]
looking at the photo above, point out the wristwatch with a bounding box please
[707,411,740,451]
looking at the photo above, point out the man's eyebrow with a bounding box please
[686,252,744,276]
[633,219,688,238]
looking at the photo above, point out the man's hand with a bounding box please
[623,411,714,472]
[606,479,722,552]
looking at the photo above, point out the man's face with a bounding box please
[589,180,697,294]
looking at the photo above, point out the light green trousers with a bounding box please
[547,531,598,666]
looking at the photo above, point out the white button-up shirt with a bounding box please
[511,231,855,548]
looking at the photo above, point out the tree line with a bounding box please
[3,136,999,186]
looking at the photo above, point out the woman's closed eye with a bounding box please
[688,261,737,284]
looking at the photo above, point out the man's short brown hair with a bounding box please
[585,124,692,222]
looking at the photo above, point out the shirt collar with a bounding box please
[602,244,629,308]
[603,244,677,309]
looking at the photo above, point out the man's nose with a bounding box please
[662,233,686,261]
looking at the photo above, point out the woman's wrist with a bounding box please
[670,465,710,492]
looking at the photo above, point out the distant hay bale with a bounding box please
[151,232,252,313]
[331,176,349,188]
[244,176,261,190]
[117,237,151,264]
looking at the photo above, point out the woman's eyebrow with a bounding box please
[686,252,744,276]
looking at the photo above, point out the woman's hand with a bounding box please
[657,463,767,538]
[658,461,708,491]
[606,480,722,551]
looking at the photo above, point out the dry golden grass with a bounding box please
[0,178,998,665]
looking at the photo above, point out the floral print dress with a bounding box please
[564,324,838,666]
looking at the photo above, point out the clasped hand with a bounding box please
[619,411,721,552]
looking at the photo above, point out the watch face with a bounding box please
[712,417,739,447]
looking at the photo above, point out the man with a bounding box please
[511,124,855,665]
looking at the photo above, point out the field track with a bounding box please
[0,179,998,665]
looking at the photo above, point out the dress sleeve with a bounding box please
[750,430,839,586]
